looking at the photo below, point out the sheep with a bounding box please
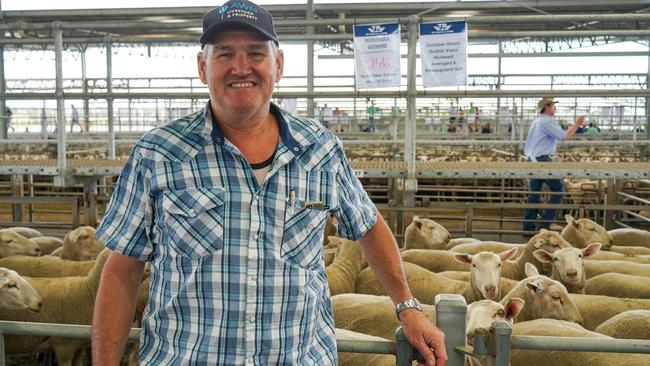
[498,230,573,280]
[331,293,437,341]
[454,248,518,301]
[609,245,650,256]
[608,228,650,248]
[585,273,650,299]
[437,271,519,297]
[0,229,42,258]
[0,267,42,312]
[403,216,450,250]
[30,236,64,255]
[401,249,470,272]
[533,243,601,293]
[595,310,650,340]
[4,226,43,239]
[50,226,106,261]
[449,241,523,256]
[0,255,95,277]
[356,262,469,304]
[326,237,367,295]
[323,213,338,246]
[584,259,650,278]
[337,328,395,366]
[560,214,613,250]
[511,319,650,366]
[446,237,480,250]
[499,266,583,325]
[569,293,650,331]
[0,248,112,366]
[465,298,525,366]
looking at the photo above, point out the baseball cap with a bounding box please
[537,97,558,113]
[200,0,279,47]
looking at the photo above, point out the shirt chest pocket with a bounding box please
[281,204,328,270]
[162,187,225,261]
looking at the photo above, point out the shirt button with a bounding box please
[293,147,299,152]
[249,316,255,323]
[253,233,259,240]
[246,358,254,365]
[188,209,195,215]
[249,275,257,282]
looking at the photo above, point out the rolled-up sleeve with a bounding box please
[332,143,377,240]
[96,145,154,261]
[542,118,568,141]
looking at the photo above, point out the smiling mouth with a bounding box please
[229,81,255,88]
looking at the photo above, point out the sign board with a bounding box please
[419,21,468,87]
[353,23,401,89]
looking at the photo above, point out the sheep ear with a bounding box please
[525,279,544,294]
[565,214,578,227]
[505,298,525,321]
[540,228,548,233]
[0,277,8,287]
[533,238,547,248]
[454,253,472,264]
[65,229,80,244]
[525,262,540,277]
[532,249,553,264]
[499,247,518,262]
[327,236,342,248]
[582,242,601,258]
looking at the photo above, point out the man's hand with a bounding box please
[399,309,448,366]
[576,116,586,126]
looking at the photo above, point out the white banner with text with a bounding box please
[419,21,467,87]
[353,23,401,89]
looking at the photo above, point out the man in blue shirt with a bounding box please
[91,1,447,365]
[522,97,584,233]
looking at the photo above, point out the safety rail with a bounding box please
[0,196,80,229]
[0,320,419,366]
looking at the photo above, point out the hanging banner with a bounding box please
[419,20,467,87]
[353,23,401,89]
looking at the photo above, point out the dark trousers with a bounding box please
[523,156,564,231]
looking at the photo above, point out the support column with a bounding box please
[306,0,315,117]
[11,175,24,223]
[106,35,116,159]
[84,179,98,227]
[81,47,90,132]
[402,16,419,227]
[646,44,650,140]
[0,31,6,140]
[54,22,67,173]
[495,41,503,134]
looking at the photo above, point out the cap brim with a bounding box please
[200,21,278,46]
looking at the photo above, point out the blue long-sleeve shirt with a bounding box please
[524,113,567,161]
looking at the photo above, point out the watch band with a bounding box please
[395,298,423,319]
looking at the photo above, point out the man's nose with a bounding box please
[232,54,252,75]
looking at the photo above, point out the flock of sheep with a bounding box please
[324,214,650,365]
[2,215,650,365]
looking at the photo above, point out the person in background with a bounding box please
[481,123,492,134]
[4,107,14,133]
[70,104,80,132]
[448,102,457,125]
[91,1,447,365]
[522,97,584,234]
[365,99,377,132]
[587,122,599,138]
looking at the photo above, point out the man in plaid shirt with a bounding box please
[92,1,447,365]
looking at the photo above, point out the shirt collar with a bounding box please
[197,101,318,154]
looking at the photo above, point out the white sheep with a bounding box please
[499,265,583,325]
[30,236,64,255]
[560,215,613,250]
[0,267,42,312]
[326,236,367,295]
[446,237,481,250]
[437,270,519,297]
[454,248,518,301]
[331,293,438,341]
[533,243,601,293]
[609,245,650,256]
[4,226,43,239]
[449,241,523,256]
[0,255,95,277]
[608,228,650,248]
[585,273,650,299]
[403,216,450,250]
[323,213,339,246]
[50,226,106,261]
[595,310,650,340]
[570,293,650,331]
[465,298,525,366]
[0,229,42,258]
[0,248,111,366]
[511,318,650,366]
[498,230,573,280]
[401,249,470,272]
[584,259,650,278]
[337,328,395,366]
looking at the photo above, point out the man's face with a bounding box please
[197,28,284,118]
[544,103,556,116]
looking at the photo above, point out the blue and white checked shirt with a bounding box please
[524,113,567,161]
[96,102,377,365]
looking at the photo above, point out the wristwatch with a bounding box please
[395,298,423,319]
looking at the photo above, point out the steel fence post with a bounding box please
[395,327,417,366]
[435,293,467,366]
[491,320,512,366]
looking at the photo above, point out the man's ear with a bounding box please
[274,48,284,83]
[197,50,208,85]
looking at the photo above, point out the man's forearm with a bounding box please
[92,253,145,366]
[358,211,413,303]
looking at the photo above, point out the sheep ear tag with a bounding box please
[526,279,544,294]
